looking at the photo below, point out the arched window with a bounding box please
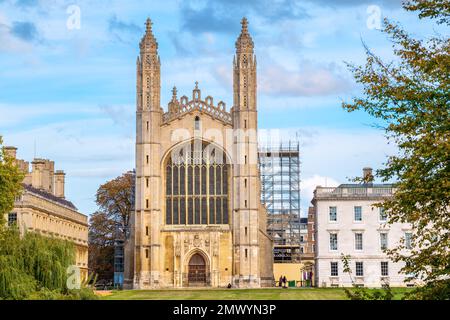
[165,140,229,225]
[194,116,200,130]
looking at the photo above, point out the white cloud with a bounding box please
[299,127,396,180]
[0,103,101,127]
[259,60,354,97]
[69,167,127,178]
[99,104,134,127]
[301,174,339,211]
[2,113,134,215]
[259,126,397,215]
[213,63,232,89]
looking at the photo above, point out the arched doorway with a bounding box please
[188,253,206,286]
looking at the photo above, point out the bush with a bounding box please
[406,280,450,300]
[26,287,99,300]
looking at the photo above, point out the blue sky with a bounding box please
[0,0,444,216]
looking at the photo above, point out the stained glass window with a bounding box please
[166,140,229,225]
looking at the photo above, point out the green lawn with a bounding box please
[101,287,412,300]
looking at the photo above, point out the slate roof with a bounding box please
[23,184,78,210]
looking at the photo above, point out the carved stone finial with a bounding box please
[140,17,158,51]
[146,18,153,33]
[193,81,201,100]
[241,17,249,34]
[172,86,177,101]
[235,17,254,53]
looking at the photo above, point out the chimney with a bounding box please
[3,146,17,159]
[3,146,30,181]
[31,159,54,193]
[363,167,373,183]
[54,170,65,198]
[31,159,45,190]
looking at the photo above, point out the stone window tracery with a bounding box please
[165,140,229,225]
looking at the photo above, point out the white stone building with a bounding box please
[312,168,414,288]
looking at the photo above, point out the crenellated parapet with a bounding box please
[162,82,232,125]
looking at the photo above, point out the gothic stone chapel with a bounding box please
[124,17,273,289]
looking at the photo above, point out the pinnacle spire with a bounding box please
[240,17,249,34]
[146,18,153,33]
[140,17,158,51]
[172,86,177,101]
[193,81,201,100]
[235,17,253,53]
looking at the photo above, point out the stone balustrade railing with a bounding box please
[314,186,395,198]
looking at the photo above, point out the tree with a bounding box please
[343,0,449,299]
[88,171,135,282]
[95,170,135,240]
[88,211,115,281]
[0,225,97,300]
[0,136,24,224]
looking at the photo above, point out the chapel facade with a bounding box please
[124,18,273,289]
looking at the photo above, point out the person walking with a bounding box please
[282,276,287,288]
[278,276,283,287]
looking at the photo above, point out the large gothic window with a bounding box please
[165,140,229,225]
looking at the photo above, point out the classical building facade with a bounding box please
[3,146,88,279]
[124,18,273,289]
[313,168,414,288]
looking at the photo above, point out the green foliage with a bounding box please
[0,255,37,300]
[26,287,99,300]
[95,170,135,239]
[88,211,115,281]
[343,1,450,299]
[404,0,450,24]
[89,171,135,282]
[0,136,25,223]
[341,254,394,300]
[0,226,96,300]
[407,279,450,300]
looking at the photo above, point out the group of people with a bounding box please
[278,275,288,288]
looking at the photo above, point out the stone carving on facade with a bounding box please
[213,241,219,257]
[193,234,201,247]
[162,82,232,125]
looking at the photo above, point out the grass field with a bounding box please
[101,287,412,300]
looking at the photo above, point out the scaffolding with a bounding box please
[113,239,124,288]
[259,140,302,263]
